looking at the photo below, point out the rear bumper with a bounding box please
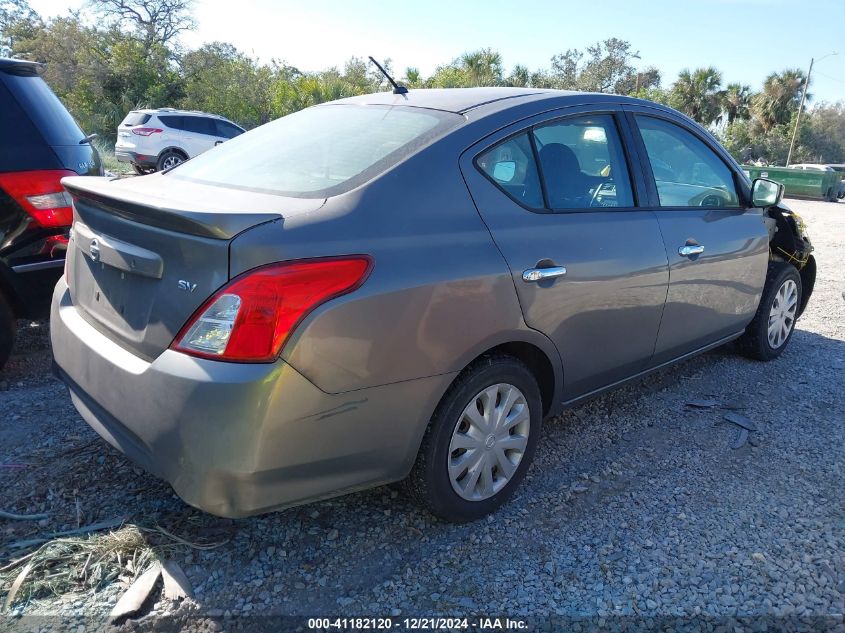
[50,280,452,517]
[114,149,156,168]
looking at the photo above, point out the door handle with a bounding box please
[522,266,567,282]
[678,244,705,257]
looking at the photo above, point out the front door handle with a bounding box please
[678,244,705,257]
[522,266,567,282]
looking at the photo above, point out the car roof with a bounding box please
[330,87,672,118]
[133,108,231,120]
[333,87,567,114]
[0,57,44,76]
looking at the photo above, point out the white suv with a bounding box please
[114,108,245,174]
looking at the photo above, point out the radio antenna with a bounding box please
[368,56,408,95]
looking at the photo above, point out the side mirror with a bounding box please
[492,160,516,183]
[751,178,783,207]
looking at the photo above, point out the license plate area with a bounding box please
[74,256,158,342]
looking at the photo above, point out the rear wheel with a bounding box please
[738,261,802,361]
[157,150,185,172]
[0,292,15,371]
[404,355,542,522]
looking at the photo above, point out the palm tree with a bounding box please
[459,48,503,87]
[722,83,752,125]
[506,64,530,88]
[751,69,807,132]
[669,67,724,125]
[403,67,422,88]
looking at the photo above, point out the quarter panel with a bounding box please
[229,142,547,394]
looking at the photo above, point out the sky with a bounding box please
[28,0,845,104]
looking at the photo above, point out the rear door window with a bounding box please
[158,115,184,130]
[476,133,544,209]
[635,116,741,208]
[2,73,84,146]
[532,114,634,209]
[182,116,217,136]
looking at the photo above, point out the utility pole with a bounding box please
[786,58,813,167]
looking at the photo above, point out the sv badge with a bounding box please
[177,280,198,293]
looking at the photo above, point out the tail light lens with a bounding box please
[131,127,163,136]
[171,257,372,362]
[0,170,76,228]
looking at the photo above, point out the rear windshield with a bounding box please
[170,104,462,197]
[122,112,152,126]
[2,73,84,146]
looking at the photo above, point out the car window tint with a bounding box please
[172,104,460,197]
[532,114,634,209]
[636,116,740,208]
[181,116,216,135]
[2,73,84,146]
[158,115,183,130]
[216,121,243,139]
[0,78,41,147]
[477,133,544,209]
[122,112,151,126]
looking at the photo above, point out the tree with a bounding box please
[577,38,641,93]
[721,83,752,125]
[459,48,503,86]
[506,64,530,87]
[1,0,39,55]
[402,67,422,88]
[669,67,724,125]
[549,49,581,89]
[751,69,807,132]
[180,42,276,127]
[88,0,195,50]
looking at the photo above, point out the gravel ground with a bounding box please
[1,198,843,629]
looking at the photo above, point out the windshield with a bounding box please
[171,104,462,197]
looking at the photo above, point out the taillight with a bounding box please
[131,127,163,136]
[0,170,76,228]
[171,257,372,362]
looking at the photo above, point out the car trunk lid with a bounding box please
[62,174,325,359]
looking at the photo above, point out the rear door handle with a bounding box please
[522,266,567,282]
[678,244,705,257]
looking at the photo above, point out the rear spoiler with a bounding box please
[62,175,293,239]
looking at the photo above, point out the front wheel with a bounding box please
[403,355,542,522]
[738,261,802,361]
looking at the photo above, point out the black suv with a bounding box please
[0,58,102,369]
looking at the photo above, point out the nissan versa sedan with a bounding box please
[51,88,816,522]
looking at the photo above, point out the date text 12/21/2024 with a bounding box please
[306,617,529,630]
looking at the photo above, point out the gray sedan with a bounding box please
[51,88,816,522]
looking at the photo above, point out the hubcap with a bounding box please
[448,383,530,502]
[768,278,798,349]
[162,155,182,169]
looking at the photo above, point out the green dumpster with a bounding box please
[742,165,840,202]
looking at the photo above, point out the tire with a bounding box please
[156,150,185,172]
[0,292,15,371]
[403,354,542,522]
[132,164,155,175]
[738,261,802,361]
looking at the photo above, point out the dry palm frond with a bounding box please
[0,520,226,612]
